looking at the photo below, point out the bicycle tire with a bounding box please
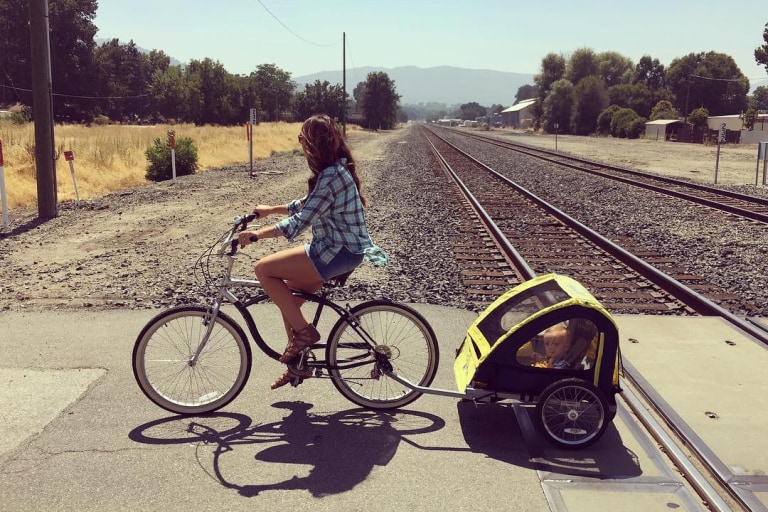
[132,306,252,415]
[534,378,609,449]
[326,300,439,410]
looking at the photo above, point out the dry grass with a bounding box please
[0,121,311,209]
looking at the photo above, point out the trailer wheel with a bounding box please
[535,378,609,449]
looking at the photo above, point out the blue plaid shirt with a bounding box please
[275,160,389,266]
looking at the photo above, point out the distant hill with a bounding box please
[294,65,534,107]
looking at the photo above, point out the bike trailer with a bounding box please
[453,273,622,448]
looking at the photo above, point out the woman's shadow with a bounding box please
[129,401,445,498]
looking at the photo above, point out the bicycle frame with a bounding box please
[194,228,387,376]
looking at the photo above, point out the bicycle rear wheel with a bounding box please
[326,300,439,409]
[132,306,252,415]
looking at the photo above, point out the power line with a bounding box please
[0,84,149,100]
[257,0,341,47]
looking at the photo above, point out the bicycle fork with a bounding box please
[189,298,225,366]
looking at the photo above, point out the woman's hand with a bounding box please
[238,231,258,249]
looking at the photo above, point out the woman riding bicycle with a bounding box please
[238,113,388,389]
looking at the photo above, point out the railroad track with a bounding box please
[420,125,768,511]
[439,127,768,224]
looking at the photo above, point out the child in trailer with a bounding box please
[530,318,598,370]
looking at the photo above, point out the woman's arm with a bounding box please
[253,204,289,217]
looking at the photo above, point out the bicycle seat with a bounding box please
[325,270,354,288]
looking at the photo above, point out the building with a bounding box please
[644,119,685,141]
[501,98,536,129]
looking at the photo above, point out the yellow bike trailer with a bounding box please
[453,273,622,449]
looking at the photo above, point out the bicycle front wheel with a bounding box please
[132,306,252,415]
[326,300,439,409]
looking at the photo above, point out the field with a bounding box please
[0,121,307,209]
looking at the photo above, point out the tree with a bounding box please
[293,80,346,121]
[650,100,680,121]
[459,101,486,120]
[566,48,600,85]
[750,85,768,110]
[571,75,608,135]
[607,83,655,119]
[93,39,150,122]
[596,51,633,88]
[252,63,295,122]
[514,84,537,103]
[666,52,749,117]
[359,71,401,130]
[184,58,239,125]
[0,0,99,121]
[755,22,768,73]
[148,65,189,122]
[534,53,566,125]
[596,105,621,135]
[688,107,709,130]
[542,79,574,133]
[610,107,645,138]
[633,55,666,90]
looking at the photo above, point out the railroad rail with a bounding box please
[439,126,768,225]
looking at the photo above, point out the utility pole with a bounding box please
[342,32,346,137]
[29,0,57,218]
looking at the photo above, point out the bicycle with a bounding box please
[132,213,440,415]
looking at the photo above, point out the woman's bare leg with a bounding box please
[254,246,323,332]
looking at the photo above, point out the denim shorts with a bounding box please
[305,244,364,281]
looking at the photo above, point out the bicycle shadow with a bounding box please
[129,401,446,498]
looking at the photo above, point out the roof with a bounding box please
[502,98,536,113]
[645,119,683,126]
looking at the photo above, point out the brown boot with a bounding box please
[279,324,321,363]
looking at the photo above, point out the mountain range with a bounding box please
[294,66,535,107]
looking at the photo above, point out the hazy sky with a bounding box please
[94,0,768,90]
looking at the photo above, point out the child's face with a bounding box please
[543,327,570,359]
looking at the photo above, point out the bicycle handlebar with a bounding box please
[225,213,259,256]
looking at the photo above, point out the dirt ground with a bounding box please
[489,128,768,187]
[1,125,766,312]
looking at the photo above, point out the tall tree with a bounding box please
[607,83,656,119]
[293,80,346,121]
[666,51,749,117]
[359,71,401,130]
[93,39,150,121]
[571,75,609,135]
[566,48,600,85]
[596,51,633,88]
[459,101,486,120]
[0,0,98,121]
[533,53,566,124]
[185,58,239,125]
[542,78,574,133]
[755,22,768,73]
[633,55,666,90]
[514,84,537,103]
[252,63,295,122]
[751,85,768,110]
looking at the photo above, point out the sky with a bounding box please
[93,0,768,91]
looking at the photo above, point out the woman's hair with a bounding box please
[300,114,367,206]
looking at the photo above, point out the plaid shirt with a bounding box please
[275,160,388,266]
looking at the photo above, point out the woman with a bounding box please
[238,114,388,389]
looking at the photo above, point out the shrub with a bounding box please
[610,107,642,138]
[93,114,110,126]
[145,130,198,182]
[596,105,621,135]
